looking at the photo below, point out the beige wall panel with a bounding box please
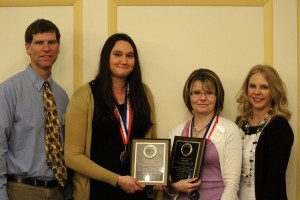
[0,7,73,97]
[118,6,264,137]
[82,0,108,84]
[273,0,297,198]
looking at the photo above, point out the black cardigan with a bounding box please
[255,116,294,200]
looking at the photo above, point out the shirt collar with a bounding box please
[24,65,53,92]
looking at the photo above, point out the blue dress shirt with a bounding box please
[0,66,69,199]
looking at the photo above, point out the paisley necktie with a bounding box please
[43,81,67,187]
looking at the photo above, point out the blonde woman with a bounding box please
[236,64,294,200]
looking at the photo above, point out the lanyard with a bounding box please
[114,84,132,145]
[182,114,219,141]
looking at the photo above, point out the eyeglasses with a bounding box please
[189,91,216,98]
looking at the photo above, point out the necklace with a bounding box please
[193,124,208,137]
[243,114,269,134]
[241,114,271,185]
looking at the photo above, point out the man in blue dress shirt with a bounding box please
[0,19,70,200]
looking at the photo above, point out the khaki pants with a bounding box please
[7,181,64,200]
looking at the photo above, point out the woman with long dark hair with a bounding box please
[65,33,156,200]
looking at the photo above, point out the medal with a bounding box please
[114,84,132,164]
[120,145,129,164]
[188,190,200,200]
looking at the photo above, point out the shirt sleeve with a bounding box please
[258,116,294,199]
[0,84,12,200]
[64,85,119,187]
[221,122,243,200]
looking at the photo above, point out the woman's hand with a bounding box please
[170,177,201,193]
[116,176,145,194]
[153,185,167,191]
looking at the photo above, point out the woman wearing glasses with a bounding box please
[166,68,242,200]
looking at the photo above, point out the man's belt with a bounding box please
[7,174,58,188]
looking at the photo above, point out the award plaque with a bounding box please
[170,136,206,183]
[131,139,170,186]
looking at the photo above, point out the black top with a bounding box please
[89,83,150,200]
[254,116,294,200]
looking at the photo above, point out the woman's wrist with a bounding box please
[167,183,179,196]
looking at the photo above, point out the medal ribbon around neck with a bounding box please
[114,84,132,146]
[182,114,219,142]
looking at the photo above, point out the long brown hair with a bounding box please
[93,33,153,134]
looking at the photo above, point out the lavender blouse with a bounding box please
[177,141,224,200]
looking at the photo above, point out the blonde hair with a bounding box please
[236,64,291,126]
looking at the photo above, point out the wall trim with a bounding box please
[297,0,300,198]
[108,0,273,64]
[264,0,273,65]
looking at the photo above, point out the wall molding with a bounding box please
[297,0,300,198]
[108,0,273,64]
